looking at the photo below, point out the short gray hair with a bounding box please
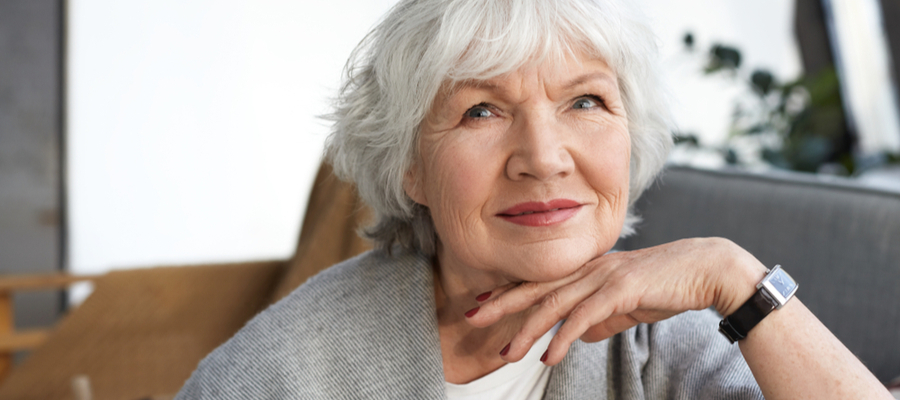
[325,0,673,256]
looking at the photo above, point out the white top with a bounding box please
[445,322,562,400]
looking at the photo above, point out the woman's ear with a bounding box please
[403,163,428,206]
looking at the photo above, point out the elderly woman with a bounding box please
[177,0,890,398]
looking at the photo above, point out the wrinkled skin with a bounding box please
[404,52,892,399]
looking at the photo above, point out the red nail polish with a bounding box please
[475,291,492,302]
[464,306,480,318]
[500,343,510,356]
[540,350,548,362]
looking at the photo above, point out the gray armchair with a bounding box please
[621,166,900,383]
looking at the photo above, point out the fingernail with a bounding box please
[500,343,510,356]
[540,350,548,362]
[475,291,492,302]
[464,306,480,318]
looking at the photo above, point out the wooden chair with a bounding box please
[0,273,97,377]
[0,163,372,400]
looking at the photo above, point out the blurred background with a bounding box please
[1,0,898,373]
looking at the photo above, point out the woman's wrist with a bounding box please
[709,239,768,317]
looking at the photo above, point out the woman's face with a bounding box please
[406,53,630,283]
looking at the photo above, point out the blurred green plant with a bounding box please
[676,33,899,175]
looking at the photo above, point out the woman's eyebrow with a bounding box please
[439,71,615,105]
[436,80,502,107]
[563,72,616,90]
[449,80,503,95]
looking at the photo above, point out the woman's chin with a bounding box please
[495,239,607,283]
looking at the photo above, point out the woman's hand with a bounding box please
[464,237,766,364]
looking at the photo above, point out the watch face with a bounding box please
[768,269,797,299]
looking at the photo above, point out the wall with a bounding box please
[67,0,398,302]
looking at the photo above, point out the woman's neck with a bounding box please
[432,248,530,384]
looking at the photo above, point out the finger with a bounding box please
[467,278,573,328]
[476,262,603,327]
[466,281,551,327]
[462,281,523,326]
[580,314,641,343]
[542,286,637,365]
[502,277,609,361]
[473,282,518,303]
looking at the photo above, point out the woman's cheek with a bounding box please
[422,136,492,229]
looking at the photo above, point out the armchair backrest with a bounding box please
[621,166,900,382]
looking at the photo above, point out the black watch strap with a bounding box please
[718,289,776,344]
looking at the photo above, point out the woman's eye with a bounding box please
[572,96,602,110]
[465,105,494,119]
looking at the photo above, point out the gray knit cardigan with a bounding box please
[176,248,763,399]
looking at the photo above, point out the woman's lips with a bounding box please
[497,199,583,227]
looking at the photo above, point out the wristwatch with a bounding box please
[719,264,798,343]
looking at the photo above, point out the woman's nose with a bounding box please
[505,115,575,181]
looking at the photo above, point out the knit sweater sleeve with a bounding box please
[607,309,764,399]
[173,248,447,400]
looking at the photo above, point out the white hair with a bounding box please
[325,0,673,255]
